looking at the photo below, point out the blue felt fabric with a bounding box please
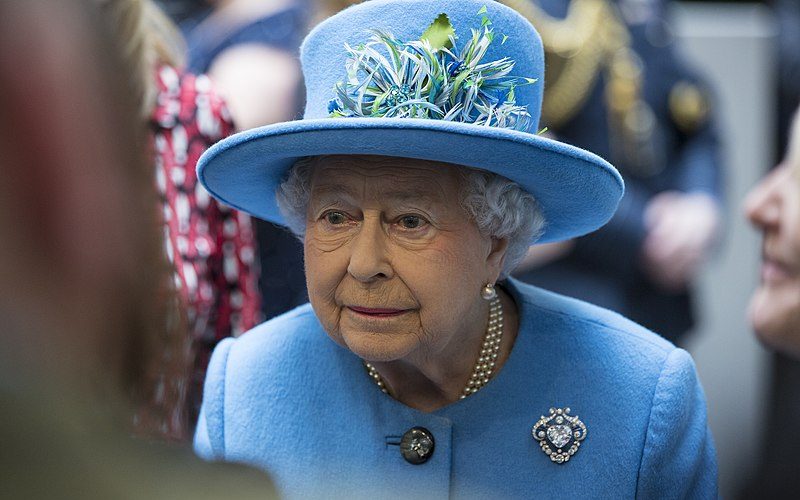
[195,0,624,244]
[194,278,718,499]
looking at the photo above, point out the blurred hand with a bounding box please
[642,191,721,292]
[514,240,575,273]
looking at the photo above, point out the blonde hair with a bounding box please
[94,0,186,120]
[91,0,192,439]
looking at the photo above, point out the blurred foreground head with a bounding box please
[746,107,800,358]
[0,1,275,496]
[0,0,163,404]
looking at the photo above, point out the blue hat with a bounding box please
[197,0,623,243]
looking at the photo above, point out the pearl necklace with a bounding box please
[364,296,504,399]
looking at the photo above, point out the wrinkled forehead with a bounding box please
[308,155,463,202]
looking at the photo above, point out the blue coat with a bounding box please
[195,279,717,498]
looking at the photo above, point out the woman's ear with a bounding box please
[486,237,510,281]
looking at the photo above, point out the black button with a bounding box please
[400,427,435,464]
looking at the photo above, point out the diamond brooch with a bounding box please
[532,407,587,464]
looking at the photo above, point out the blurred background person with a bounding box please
[746,108,800,358]
[740,107,800,499]
[0,0,274,497]
[739,2,800,499]
[96,0,261,437]
[181,0,308,130]
[159,0,312,322]
[501,0,724,345]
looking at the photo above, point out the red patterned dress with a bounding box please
[151,65,261,428]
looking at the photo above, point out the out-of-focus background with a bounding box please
[2,0,797,497]
[670,2,776,497]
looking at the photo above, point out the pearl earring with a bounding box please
[481,283,497,301]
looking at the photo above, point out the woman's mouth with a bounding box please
[761,259,793,284]
[347,306,410,318]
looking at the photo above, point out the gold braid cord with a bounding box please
[499,0,631,129]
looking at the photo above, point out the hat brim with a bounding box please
[197,118,623,244]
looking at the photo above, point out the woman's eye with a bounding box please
[324,211,347,225]
[398,215,424,229]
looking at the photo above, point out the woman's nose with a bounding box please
[744,165,785,230]
[347,216,393,282]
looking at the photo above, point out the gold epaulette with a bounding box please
[499,0,630,128]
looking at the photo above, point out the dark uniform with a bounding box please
[743,2,800,497]
[508,0,722,343]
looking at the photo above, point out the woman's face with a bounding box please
[745,159,800,357]
[304,155,506,363]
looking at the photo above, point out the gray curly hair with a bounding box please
[276,156,546,278]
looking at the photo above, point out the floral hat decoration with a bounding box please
[197,0,624,244]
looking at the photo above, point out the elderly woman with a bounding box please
[194,0,717,497]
